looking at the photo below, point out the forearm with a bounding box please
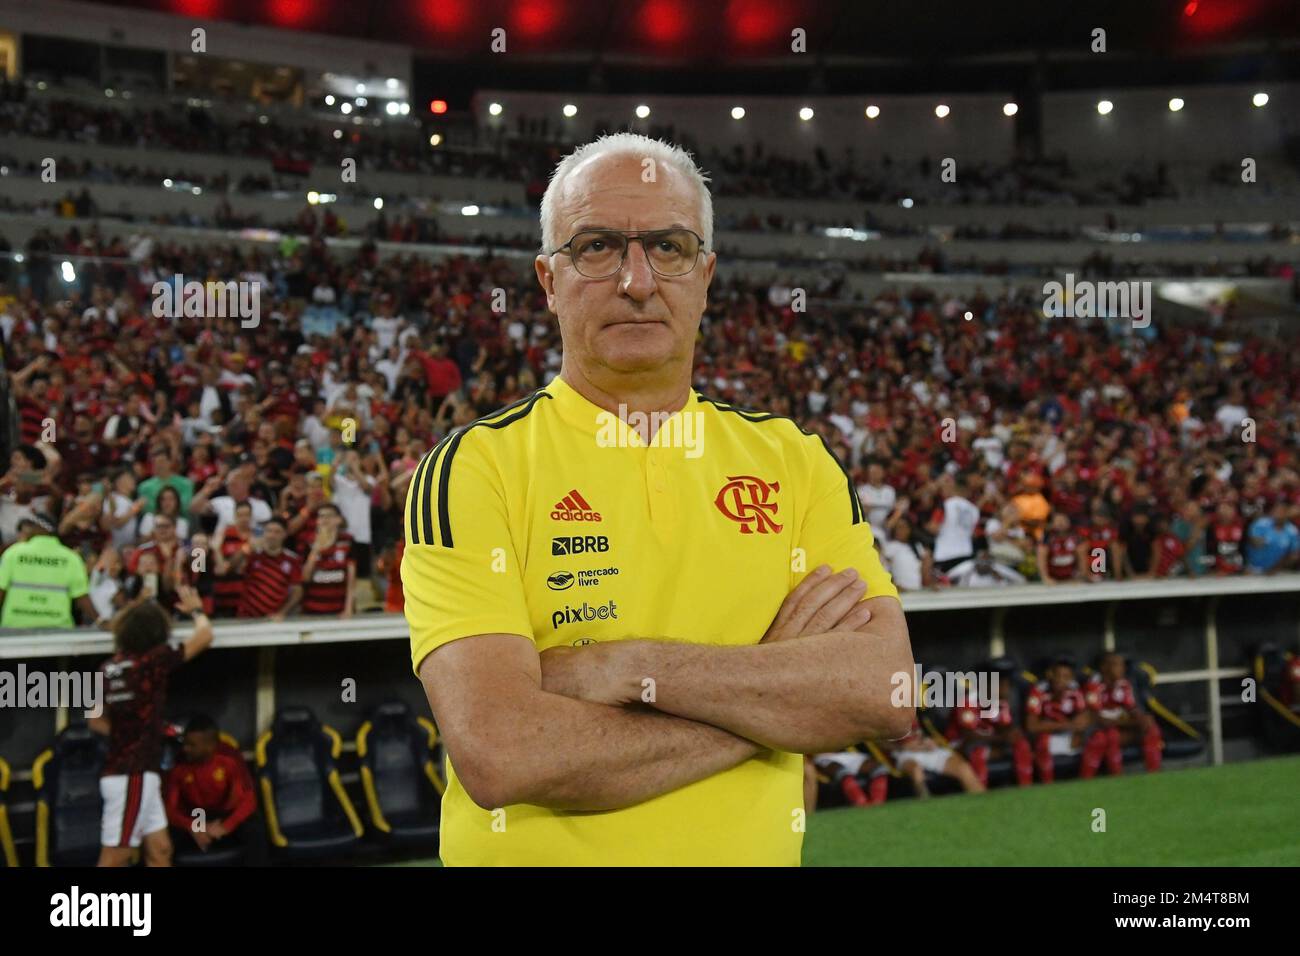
[476,695,763,812]
[622,628,913,753]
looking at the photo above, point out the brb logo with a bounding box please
[714,475,783,534]
[551,600,619,630]
[552,536,609,556]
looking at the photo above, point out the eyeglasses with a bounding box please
[546,228,706,279]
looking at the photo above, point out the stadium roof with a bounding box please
[79,0,1300,98]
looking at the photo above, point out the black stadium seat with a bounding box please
[355,700,444,846]
[1127,660,1205,761]
[256,707,363,861]
[1251,643,1300,752]
[33,725,109,867]
[0,757,18,867]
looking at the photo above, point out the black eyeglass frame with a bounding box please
[543,228,709,278]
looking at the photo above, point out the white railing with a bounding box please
[4,573,1298,766]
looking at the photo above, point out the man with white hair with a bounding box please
[403,133,913,866]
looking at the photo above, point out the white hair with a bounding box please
[538,133,713,254]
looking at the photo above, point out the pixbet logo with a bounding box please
[551,600,619,630]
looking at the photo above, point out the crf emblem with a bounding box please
[714,475,783,534]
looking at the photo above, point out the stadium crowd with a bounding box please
[0,220,1297,632]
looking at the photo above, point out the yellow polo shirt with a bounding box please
[402,375,898,866]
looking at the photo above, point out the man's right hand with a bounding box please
[761,565,872,643]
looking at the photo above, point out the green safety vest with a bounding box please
[0,535,89,629]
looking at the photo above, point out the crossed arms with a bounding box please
[417,566,914,812]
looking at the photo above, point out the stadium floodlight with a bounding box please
[900,197,914,208]
[61,261,75,282]
[333,129,342,139]
[461,205,480,216]
[191,186,201,195]
[307,191,320,205]
[1003,102,1018,116]
[1252,92,1268,107]
[865,105,880,119]
[489,102,504,116]
[799,106,814,121]
[386,78,399,89]
[162,178,173,188]
[731,106,745,119]
[356,97,368,107]
[105,88,114,97]
[563,103,578,117]
[385,101,400,116]
[258,115,269,124]
[429,133,443,146]
[1168,97,1184,112]
[400,103,410,115]
[341,102,353,114]
[1097,99,1114,115]
[325,94,335,106]
[356,83,366,94]
[935,104,950,118]
[12,253,22,263]
[373,197,383,210]
[635,104,651,119]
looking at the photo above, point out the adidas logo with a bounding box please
[551,489,602,522]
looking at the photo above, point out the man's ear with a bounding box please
[534,255,558,314]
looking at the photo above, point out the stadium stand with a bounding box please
[0,0,1297,867]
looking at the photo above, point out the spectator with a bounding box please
[192,467,273,540]
[945,547,1026,587]
[300,503,355,617]
[1209,501,1245,575]
[1117,508,1157,579]
[231,518,302,621]
[0,513,96,628]
[139,485,190,542]
[856,460,896,541]
[100,467,144,552]
[880,517,928,591]
[931,472,981,574]
[137,447,195,516]
[1037,511,1085,585]
[1245,501,1300,574]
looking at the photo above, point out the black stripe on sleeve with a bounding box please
[421,390,553,549]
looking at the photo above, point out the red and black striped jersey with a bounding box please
[302,532,353,615]
[236,549,302,618]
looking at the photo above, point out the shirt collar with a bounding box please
[543,374,700,445]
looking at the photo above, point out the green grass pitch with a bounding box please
[384,756,1299,866]
[804,755,1300,866]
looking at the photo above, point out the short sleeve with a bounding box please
[402,433,534,675]
[794,436,899,603]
